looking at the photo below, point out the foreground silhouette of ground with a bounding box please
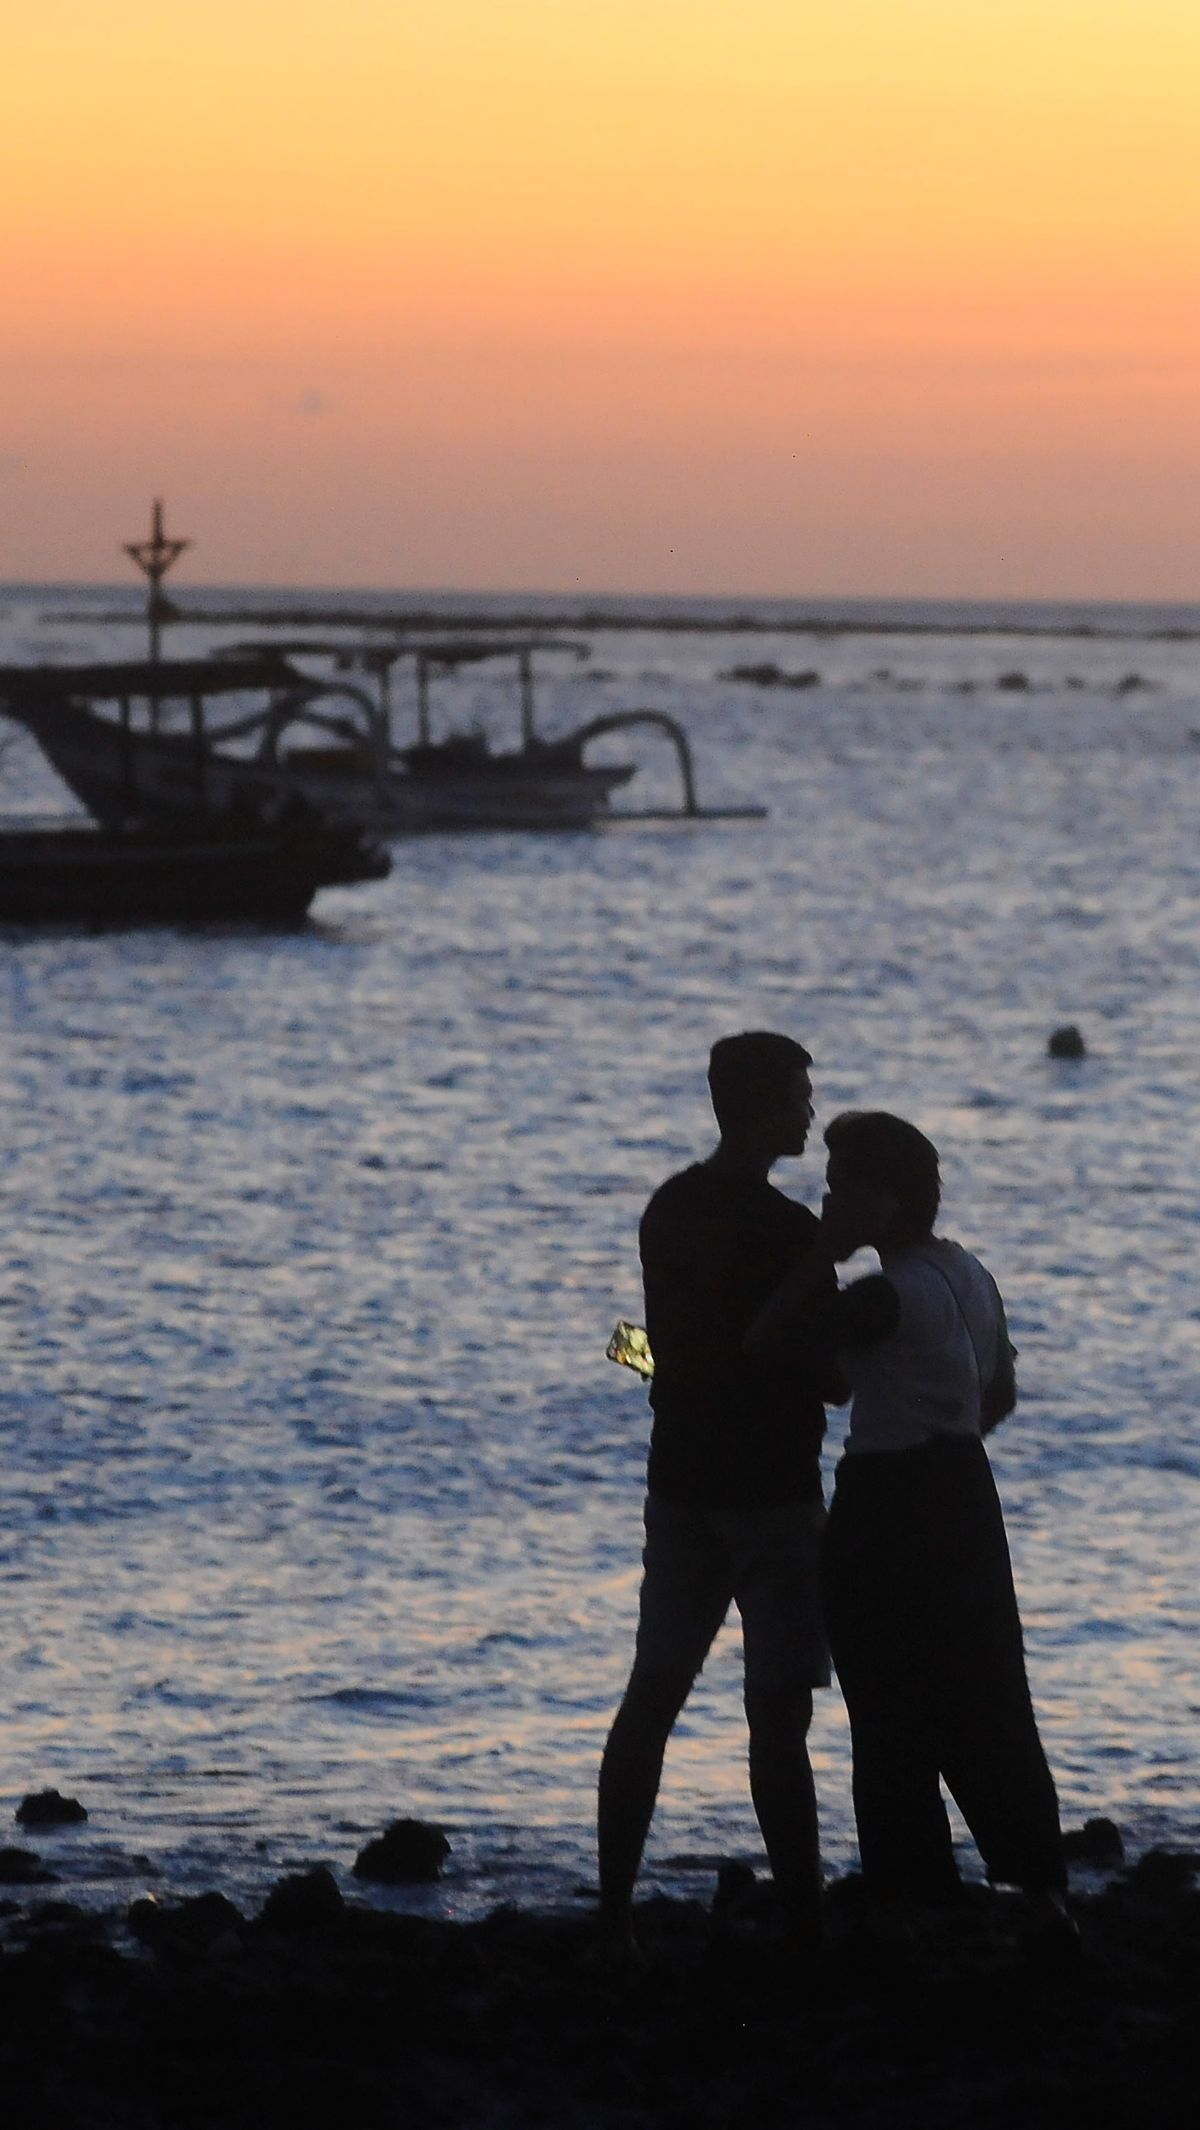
[0,1854,1197,2128]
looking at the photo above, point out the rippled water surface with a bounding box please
[1,589,1198,1920]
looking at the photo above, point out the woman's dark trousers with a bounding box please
[822,1436,1065,1902]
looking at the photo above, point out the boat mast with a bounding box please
[518,649,536,749]
[124,499,189,666]
[415,652,432,746]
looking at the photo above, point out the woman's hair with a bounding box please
[707,1030,811,1133]
[824,1111,940,1234]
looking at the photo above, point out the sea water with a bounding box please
[0,586,1197,1923]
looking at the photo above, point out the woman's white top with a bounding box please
[839,1237,1006,1456]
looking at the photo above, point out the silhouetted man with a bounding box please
[597,1031,837,1957]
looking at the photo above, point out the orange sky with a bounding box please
[2,2,1198,594]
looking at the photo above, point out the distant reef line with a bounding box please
[39,602,1200,643]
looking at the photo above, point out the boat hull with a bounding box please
[11,699,635,834]
[0,823,390,925]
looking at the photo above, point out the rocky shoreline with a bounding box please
[1,1810,1197,2128]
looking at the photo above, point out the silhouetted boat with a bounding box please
[0,642,763,834]
[0,648,635,833]
[23,501,765,830]
[0,817,389,926]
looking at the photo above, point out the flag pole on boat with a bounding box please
[124,499,189,667]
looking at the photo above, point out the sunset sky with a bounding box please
[3,2,1198,595]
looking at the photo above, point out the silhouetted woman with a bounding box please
[749,1111,1069,1926]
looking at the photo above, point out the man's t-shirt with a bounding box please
[639,1160,834,1510]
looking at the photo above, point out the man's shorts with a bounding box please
[634,1492,831,1693]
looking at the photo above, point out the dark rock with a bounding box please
[260,1865,345,1931]
[21,1900,98,1935]
[128,1890,245,1952]
[0,1846,57,1885]
[180,1889,244,1941]
[352,1818,451,1885]
[721,661,783,686]
[627,1891,708,1939]
[1063,1816,1124,1866]
[824,1870,869,1929]
[711,1859,758,1918]
[16,1789,88,1826]
[1047,1024,1087,1059]
[1126,1848,1200,1898]
[722,662,821,689]
[127,1895,164,1944]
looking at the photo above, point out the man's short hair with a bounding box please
[707,1031,812,1134]
[823,1111,940,1234]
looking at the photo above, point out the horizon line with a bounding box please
[4,580,1199,614]
[7,586,1200,646]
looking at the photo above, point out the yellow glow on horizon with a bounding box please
[2,3,1198,589]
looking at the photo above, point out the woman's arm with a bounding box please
[746,1234,901,1397]
[981,1290,1018,1434]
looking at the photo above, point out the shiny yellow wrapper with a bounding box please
[606,1320,655,1379]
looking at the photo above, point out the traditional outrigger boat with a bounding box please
[0,638,757,834]
[4,503,765,836]
[216,634,646,831]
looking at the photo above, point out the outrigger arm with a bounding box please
[567,708,767,821]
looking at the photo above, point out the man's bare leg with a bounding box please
[597,1659,694,1950]
[745,1683,824,1947]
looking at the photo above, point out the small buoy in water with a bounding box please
[1048,1025,1087,1059]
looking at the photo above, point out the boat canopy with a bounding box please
[0,654,304,703]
